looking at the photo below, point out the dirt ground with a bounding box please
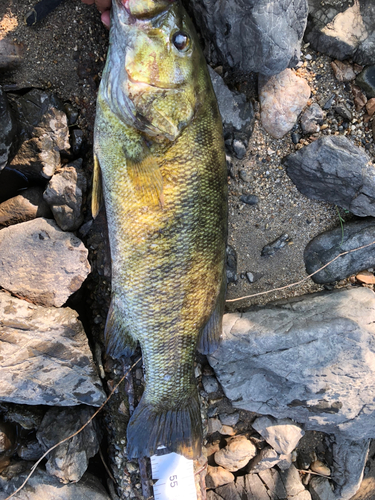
[1,0,375,499]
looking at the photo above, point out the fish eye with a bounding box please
[172,31,190,51]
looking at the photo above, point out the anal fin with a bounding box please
[105,295,138,359]
[197,273,226,355]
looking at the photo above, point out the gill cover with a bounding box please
[102,0,199,141]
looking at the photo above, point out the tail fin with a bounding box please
[126,390,202,460]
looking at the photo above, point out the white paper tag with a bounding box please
[150,452,197,500]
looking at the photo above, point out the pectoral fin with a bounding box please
[92,154,103,219]
[127,154,164,208]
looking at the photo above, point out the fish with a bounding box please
[93,0,227,460]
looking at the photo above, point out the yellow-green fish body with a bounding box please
[94,0,227,459]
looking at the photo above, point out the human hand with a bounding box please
[81,0,111,28]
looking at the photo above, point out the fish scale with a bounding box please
[94,0,227,459]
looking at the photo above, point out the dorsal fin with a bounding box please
[92,154,103,218]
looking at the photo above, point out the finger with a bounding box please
[101,10,111,28]
[95,0,112,12]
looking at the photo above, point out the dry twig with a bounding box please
[3,358,141,500]
[226,239,375,303]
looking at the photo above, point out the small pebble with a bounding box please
[202,375,219,394]
[233,140,247,159]
[240,194,259,206]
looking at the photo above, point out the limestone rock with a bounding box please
[214,435,257,472]
[252,416,304,455]
[43,159,87,231]
[186,0,308,77]
[208,287,375,441]
[0,86,17,171]
[305,0,375,66]
[0,187,51,227]
[284,135,375,217]
[0,464,111,500]
[0,291,106,406]
[206,465,235,488]
[258,468,288,498]
[304,218,375,284]
[0,218,91,307]
[279,464,310,498]
[259,69,310,139]
[208,66,254,154]
[308,476,336,500]
[10,89,69,179]
[247,446,280,473]
[331,436,370,500]
[36,407,101,483]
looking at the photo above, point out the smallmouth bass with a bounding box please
[93,0,227,459]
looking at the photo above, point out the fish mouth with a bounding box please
[127,74,181,90]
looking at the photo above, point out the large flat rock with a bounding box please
[0,218,91,307]
[0,292,106,406]
[209,287,375,441]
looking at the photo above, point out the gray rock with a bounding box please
[0,405,44,430]
[187,0,308,76]
[207,491,223,500]
[300,103,324,134]
[216,482,242,500]
[284,136,375,217]
[202,375,219,394]
[219,412,240,427]
[43,159,87,231]
[331,435,370,500]
[279,464,311,498]
[208,287,375,441]
[259,70,311,139]
[305,0,375,66]
[258,468,288,498]
[10,89,69,179]
[356,65,375,99]
[308,476,336,500]
[233,140,247,160]
[238,474,271,500]
[0,291,106,406]
[247,446,281,473]
[0,187,52,227]
[0,218,91,307]
[17,440,44,461]
[0,86,17,171]
[261,234,290,257]
[36,407,101,483]
[252,416,304,455]
[208,66,254,147]
[0,464,110,500]
[304,218,375,284]
[214,435,257,472]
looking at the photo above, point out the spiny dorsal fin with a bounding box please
[92,154,103,219]
[127,154,164,208]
